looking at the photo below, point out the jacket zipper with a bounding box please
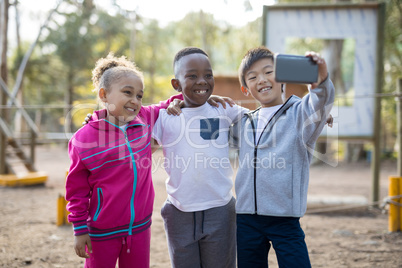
[247,100,291,214]
[247,113,258,213]
[123,127,137,236]
[103,119,142,237]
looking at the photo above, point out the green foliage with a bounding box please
[214,18,262,75]
[69,99,98,131]
[382,0,402,150]
[143,75,177,104]
[91,11,131,57]
[5,0,401,151]
[45,13,93,72]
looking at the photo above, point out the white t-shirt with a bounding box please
[152,103,248,212]
[255,105,282,144]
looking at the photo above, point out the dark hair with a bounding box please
[173,47,209,75]
[238,46,274,88]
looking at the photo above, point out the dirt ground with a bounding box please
[1,144,402,268]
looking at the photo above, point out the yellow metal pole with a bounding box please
[400,177,402,231]
[64,198,70,225]
[389,176,400,232]
[56,194,65,227]
[63,170,70,225]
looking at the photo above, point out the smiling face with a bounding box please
[172,53,214,108]
[99,73,143,126]
[244,57,283,108]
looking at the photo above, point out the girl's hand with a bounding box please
[74,234,92,258]
[305,51,328,89]
[166,99,184,116]
[208,95,235,109]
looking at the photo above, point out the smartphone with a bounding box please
[274,53,318,84]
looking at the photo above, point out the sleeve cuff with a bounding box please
[72,220,89,236]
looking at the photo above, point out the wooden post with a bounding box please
[30,129,36,165]
[397,78,402,177]
[371,3,386,204]
[396,79,402,231]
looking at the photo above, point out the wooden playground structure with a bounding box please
[0,2,63,187]
[0,77,48,186]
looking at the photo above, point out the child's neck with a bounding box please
[182,102,207,109]
[261,102,283,108]
[105,111,129,126]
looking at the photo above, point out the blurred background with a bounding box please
[0,0,401,164]
[1,2,402,267]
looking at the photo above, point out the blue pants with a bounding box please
[237,214,311,268]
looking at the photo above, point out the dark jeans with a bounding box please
[237,214,311,268]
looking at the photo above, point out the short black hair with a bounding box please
[238,46,274,88]
[173,47,209,76]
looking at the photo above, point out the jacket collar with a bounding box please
[88,109,147,131]
[244,95,300,145]
[245,95,300,118]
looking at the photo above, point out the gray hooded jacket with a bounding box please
[231,78,335,217]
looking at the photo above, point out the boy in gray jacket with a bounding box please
[231,47,334,268]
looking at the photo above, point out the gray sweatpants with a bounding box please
[161,197,236,268]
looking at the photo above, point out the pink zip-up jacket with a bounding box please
[65,94,181,241]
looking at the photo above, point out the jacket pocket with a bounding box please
[93,188,104,221]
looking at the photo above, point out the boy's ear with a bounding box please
[241,86,249,96]
[99,88,107,102]
[171,78,182,92]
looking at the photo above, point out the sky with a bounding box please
[8,0,275,45]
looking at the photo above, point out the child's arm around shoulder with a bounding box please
[82,94,185,125]
[140,93,184,124]
[165,95,236,116]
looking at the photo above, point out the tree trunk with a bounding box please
[149,49,156,104]
[322,40,346,101]
[0,0,9,174]
[65,69,74,133]
[200,10,207,51]
[313,39,345,164]
[0,0,8,85]
[14,0,25,135]
[130,13,137,60]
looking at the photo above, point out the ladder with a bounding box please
[0,84,48,187]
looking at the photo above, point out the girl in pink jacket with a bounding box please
[65,53,181,268]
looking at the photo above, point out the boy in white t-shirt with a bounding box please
[152,47,248,268]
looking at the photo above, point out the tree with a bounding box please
[0,0,9,173]
[44,1,95,132]
[382,0,402,152]
[169,12,219,63]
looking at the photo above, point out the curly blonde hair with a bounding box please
[92,52,144,93]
